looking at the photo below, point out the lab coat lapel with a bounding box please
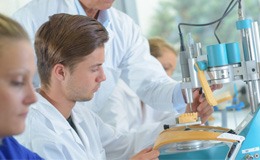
[35,93,87,153]
[69,125,87,152]
[71,111,91,150]
[71,107,97,160]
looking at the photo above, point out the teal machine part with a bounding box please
[236,107,260,159]
[236,19,252,61]
[234,18,260,160]
[159,143,229,159]
[207,42,241,67]
[207,43,228,67]
[236,19,252,30]
[226,42,241,64]
[159,108,260,160]
[159,18,260,160]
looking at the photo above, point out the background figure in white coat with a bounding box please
[145,37,179,123]
[15,13,159,160]
[13,0,218,118]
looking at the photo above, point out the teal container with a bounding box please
[207,44,228,67]
[226,42,241,64]
[159,142,229,160]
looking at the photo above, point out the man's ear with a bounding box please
[53,63,66,81]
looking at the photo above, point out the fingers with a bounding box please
[199,93,205,102]
[130,148,160,160]
[193,88,205,103]
[196,100,214,123]
[192,88,200,96]
[210,84,223,91]
[197,84,222,102]
[139,147,153,153]
[188,86,217,123]
[144,150,160,160]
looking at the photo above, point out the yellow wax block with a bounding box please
[216,93,233,104]
[178,112,198,124]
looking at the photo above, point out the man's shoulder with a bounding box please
[26,98,60,131]
[13,0,77,22]
[1,137,43,160]
[22,103,65,142]
[13,0,77,41]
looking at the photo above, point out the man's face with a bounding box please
[80,0,115,10]
[64,47,106,101]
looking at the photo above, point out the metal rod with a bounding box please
[247,81,256,113]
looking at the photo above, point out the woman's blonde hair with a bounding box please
[0,14,29,41]
[148,37,176,58]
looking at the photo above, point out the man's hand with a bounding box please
[130,147,159,160]
[209,84,223,91]
[185,84,222,124]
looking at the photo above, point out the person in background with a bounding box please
[146,37,178,122]
[149,37,178,76]
[15,13,159,160]
[0,13,42,160]
[13,0,218,119]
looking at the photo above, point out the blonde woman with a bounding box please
[0,14,42,159]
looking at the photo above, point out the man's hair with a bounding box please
[35,13,109,89]
[0,14,29,54]
[148,37,177,58]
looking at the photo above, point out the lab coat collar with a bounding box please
[71,105,85,125]
[34,93,88,149]
[74,0,86,16]
[34,93,74,135]
[74,0,111,28]
[74,0,114,56]
[71,105,93,151]
[98,9,110,28]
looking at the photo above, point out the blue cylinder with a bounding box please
[226,42,241,64]
[236,19,252,30]
[207,44,228,67]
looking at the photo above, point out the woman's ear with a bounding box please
[53,63,66,81]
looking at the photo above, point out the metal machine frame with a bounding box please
[154,1,260,159]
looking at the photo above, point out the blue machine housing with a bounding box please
[236,107,260,159]
[159,108,260,160]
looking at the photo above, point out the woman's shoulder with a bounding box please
[0,136,43,160]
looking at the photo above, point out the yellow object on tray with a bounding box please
[178,112,198,124]
[153,125,237,150]
[216,92,233,104]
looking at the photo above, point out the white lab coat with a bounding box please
[13,0,186,114]
[15,93,163,160]
[98,79,178,134]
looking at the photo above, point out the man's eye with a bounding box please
[11,81,25,86]
[91,67,100,72]
[164,67,169,71]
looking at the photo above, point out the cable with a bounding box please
[238,0,244,19]
[178,0,240,51]
[238,0,242,9]
[214,0,235,44]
